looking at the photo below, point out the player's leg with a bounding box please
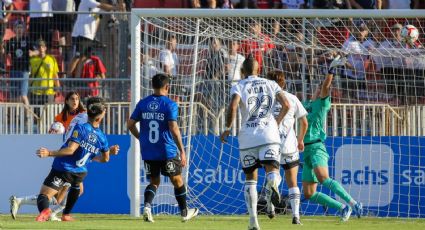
[260,145,282,211]
[312,144,363,218]
[282,152,302,224]
[240,148,261,230]
[142,161,161,222]
[61,172,86,221]
[302,146,351,221]
[49,183,71,221]
[166,157,198,222]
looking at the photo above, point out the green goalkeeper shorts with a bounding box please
[302,142,329,183]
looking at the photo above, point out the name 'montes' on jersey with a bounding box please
[272,91,307,154]
[231,75,282,150]
[130,95,178,161]
[52,123,109,173]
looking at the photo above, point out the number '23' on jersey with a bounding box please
[52,123,109,173]
[130,95,179,161]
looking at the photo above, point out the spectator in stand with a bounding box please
[227,40,245,85]
[71,0,125,59]
[4,20,36,106]
[69,47,107,99]
[313,0,351,9]
[350,0,382,9]
[241,21,275,74]
[52,0,76,52]
[54,91,85,131]
[29,0,54,49]
[382,0,418,9]
[159,35,179,77]
[256,0,281,8]
[374,23,404,73]
[281,0,307,9]
[341,24,371,99]
[0,0,13,41]
[29,39,61,105]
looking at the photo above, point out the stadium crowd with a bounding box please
[0,0,424,109]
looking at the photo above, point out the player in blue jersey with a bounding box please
[127,73,198,223]
[34,98,119,222]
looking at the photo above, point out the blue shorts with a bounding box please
[10,71,29,97]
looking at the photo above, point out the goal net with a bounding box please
[129,9,425,218]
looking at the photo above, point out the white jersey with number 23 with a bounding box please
[230,75,282,150]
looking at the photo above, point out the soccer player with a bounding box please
[220,56,290,230]
[266,70,308,225]
[127,73,198,223]
[302,56,363,221]
[34,98,119,222]
[9,96,105,221]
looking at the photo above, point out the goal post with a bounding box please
[130,9,425,218]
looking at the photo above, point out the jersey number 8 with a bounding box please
[149,120,160,143]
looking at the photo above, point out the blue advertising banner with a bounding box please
[16,135,422,217]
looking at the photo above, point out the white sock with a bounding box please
[265,171,281,208]
[266,171,281,185]
[19,195,38,205]
[51,199,66,216]
[244,180,258,226]
[288,187,301,218]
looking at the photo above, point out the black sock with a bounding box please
[37,194,50,212]
[174,185,187,216]
[144,184,157,208]
[63,186,80,215]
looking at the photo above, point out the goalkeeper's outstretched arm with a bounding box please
[320,72,334,99]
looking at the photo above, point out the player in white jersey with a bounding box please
[10,98,100,221]
[266,70,308,225]
[221,56,290,230]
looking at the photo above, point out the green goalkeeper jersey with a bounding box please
[303,96,331,144]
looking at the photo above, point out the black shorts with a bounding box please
[43,169,87,191]
[144,156,182,179]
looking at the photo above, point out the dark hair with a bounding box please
[266,70,286,89]
[241,55,258,76]
[60,91,85,122]
[152,73,171,89]
[86,96,106,119]
[83,47,93,57]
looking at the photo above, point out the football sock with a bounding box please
[63,186,80,215]
[174,185,188,216]
[265,171,281,205]
[288,187,301,218]
[19,195,37,205]
[36,194,50,212]
[244,180,258,225]
[144,184,157,208]
[310,192,344,211]
[322,178,357,206]
[51,199,66,216]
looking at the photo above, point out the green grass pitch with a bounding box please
[1,214,425,230]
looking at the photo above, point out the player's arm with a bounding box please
[220,94,240,143]
[275,91,290,125]
[321,55,346,98]
[36,141,80,158]
[127,118,140,139]
[92,151,110,163]
[297,116,308,151]
[169,121,187,167]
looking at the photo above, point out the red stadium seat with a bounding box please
[317,27,349,48]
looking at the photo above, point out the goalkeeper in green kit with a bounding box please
[302,56,363,221]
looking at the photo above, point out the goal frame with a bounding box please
[129,8,424,217]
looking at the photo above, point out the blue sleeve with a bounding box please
[69,124,83,144]
[167,102,178,121]
[130,101,143,121]
[100,133,109,153]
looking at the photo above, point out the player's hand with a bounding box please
[180,151,187,168]
[297,140,305,152]
[220,130,230,143]
[109,145,120,155]
[36,147,50,158]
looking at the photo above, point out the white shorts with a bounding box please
[240,144,280,173]
[280,151,300,170]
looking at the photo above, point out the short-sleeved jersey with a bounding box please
[29,54,59,95]
[52,123,109,173]
[303,96,331,143]
[231,75,282,150]
[272,91,307,154]
[63,112,88,142]
[130,95,178,161]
